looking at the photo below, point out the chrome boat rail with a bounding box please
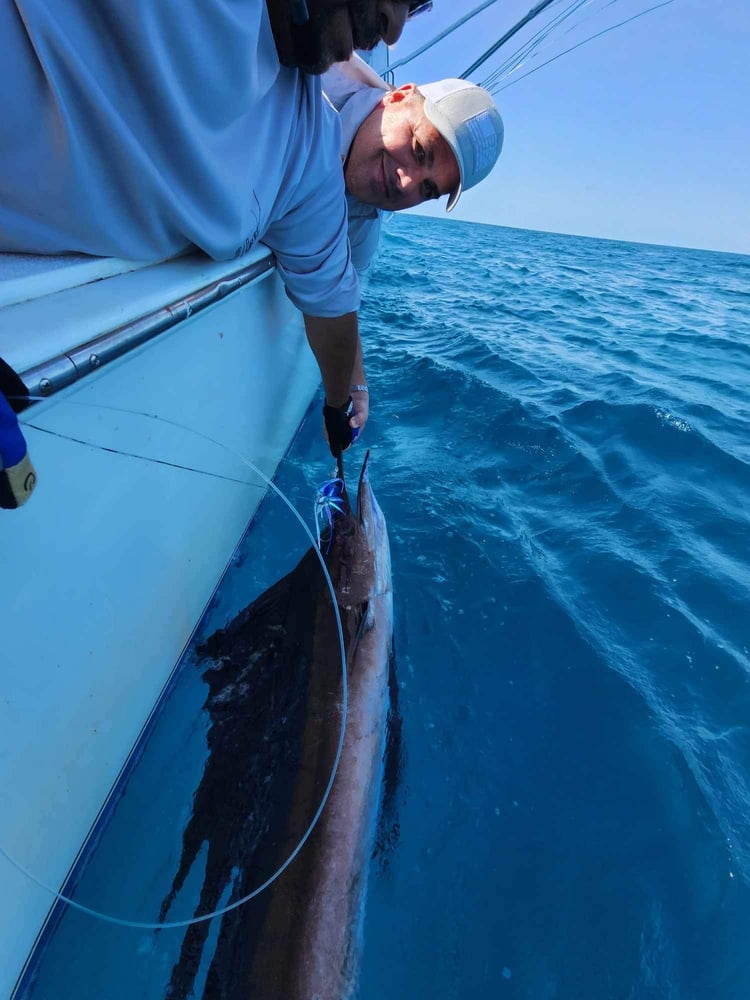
[20,252,276,398]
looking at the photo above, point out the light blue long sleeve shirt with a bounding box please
[0,0,359,317]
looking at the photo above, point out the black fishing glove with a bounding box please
[323,396,355,458]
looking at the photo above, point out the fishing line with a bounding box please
[383,0,675,100]
[2,397,349,931]
[384,0,509,76]
[492,0,675,92]
[474,0,674,93]
[489,0,618,83]
[460,0,564,78]
[479,0,595,90]
[22,421,264,488]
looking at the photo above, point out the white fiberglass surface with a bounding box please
[1,409,345,929]
[0,271,321,995]
[0,246,273,376]
[0,252,150,310]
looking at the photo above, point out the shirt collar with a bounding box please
[322,55,391,160]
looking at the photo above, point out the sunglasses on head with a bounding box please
[407,1,433,20]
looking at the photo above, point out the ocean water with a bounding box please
[18,216,750,999]
[346,216,750,999]
[210,215,750,999]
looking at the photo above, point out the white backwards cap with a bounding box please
[419,79,504,212]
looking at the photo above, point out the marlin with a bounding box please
[161,450,394,1000]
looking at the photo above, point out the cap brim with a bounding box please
[422,97,463,213]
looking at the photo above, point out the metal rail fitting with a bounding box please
[21,252,276,399]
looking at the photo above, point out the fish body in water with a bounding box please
[163,451,393,1000]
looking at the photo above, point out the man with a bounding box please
[324,56,504,273]
[0,0,420,458]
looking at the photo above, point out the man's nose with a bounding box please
[378,1,408,45]
[396,165,422,196]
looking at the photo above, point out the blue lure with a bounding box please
[315,477,346,554]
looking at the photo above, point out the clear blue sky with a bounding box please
[390,0,749,254]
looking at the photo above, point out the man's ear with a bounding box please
[382,82,418,106]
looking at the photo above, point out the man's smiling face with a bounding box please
[344,84,460,211]
[269,0,410,74]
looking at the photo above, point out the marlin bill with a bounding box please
[161,450,394,1000]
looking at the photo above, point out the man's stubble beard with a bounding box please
[304,3,383,73]
[265,0,334,74]
[308,1,388,65]
[346,1,384,51]
[267,1,386,75]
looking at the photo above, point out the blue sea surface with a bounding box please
[346,216,750,999]
[18,216,750,999]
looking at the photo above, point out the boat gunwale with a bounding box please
[17,251,276,399]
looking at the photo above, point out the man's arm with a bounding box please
[303,312,358,408]
[304,311,369,449]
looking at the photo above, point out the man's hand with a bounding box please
[350,386,369,438]
[323,397,355,457]
[322,387,369,457]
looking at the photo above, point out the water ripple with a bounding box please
[356,216,750,1000]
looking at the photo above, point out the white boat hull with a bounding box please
[0,248,319,996]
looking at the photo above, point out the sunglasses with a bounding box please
[407,1,433,20]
